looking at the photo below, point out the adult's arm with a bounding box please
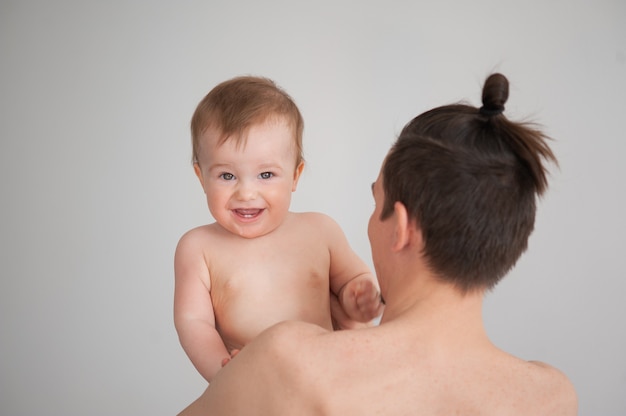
[178,321,326,415]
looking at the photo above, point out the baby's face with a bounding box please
[195,118,303,238]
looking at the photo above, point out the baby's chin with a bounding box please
[227,223,280,240]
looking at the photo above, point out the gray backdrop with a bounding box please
[1,1,624,415]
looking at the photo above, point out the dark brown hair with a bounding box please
[382,73,557,292]
[190,76,304,167]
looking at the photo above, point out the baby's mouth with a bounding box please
[233,209,264,219]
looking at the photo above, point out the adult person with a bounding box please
[178,73,578,416]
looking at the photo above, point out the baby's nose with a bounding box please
[235,180,257,201]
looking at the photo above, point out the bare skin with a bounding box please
[174,118,383,382]
[174,211,381,379]
[178,174,577,416]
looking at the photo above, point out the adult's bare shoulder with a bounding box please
[200,321,330,415]
[253,320,331,368]
[528,360,578,416]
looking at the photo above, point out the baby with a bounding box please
[174,76,384,382]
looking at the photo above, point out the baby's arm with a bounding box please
[174,230,230,382]
[322,215,384,328]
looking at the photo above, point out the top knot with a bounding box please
[480,73,509,117]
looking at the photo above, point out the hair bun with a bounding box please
[480,73,509,116]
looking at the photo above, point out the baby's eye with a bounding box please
[220,173,235,180]
[259,172,273,179]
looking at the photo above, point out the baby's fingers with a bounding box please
[221,349,241,367]
[355,286,384,318]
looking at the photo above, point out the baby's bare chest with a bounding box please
[208,234,330,285]
[205,236,333,349]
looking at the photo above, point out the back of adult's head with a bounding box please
[382,73,557,293]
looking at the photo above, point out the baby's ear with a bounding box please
[292,160,305,191]
[193,163,206,190]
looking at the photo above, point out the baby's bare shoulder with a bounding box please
[290,212,342,234]
[177,223,228,247]
[292,211,334,222]
[175,224,236,266]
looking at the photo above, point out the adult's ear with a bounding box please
[392,201,416,252]
[392,202,424,252]
[291,160,305,192]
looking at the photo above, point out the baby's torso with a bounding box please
[203,214,334,350]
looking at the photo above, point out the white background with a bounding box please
[1,1,624,414]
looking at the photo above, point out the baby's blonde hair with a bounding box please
[190,76,304,167]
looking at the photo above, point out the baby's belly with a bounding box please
[212,286,333,351]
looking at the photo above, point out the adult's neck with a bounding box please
[380,275,489,348]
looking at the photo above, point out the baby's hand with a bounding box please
[221,349,240,367]
[340,278,384,323]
